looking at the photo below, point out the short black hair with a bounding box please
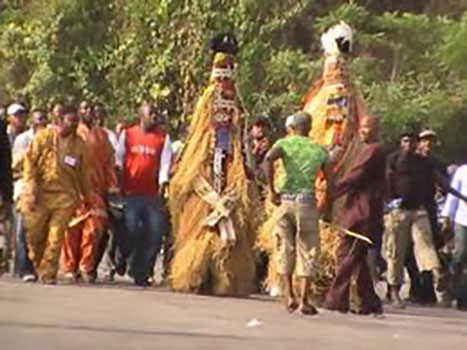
[252,115,270,128]
[62,105,78,116]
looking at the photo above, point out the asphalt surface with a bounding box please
[1,278,467,350]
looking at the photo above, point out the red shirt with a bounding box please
[121,125,166,196]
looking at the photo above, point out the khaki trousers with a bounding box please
[274,200,319,277]
[384,208,440,287]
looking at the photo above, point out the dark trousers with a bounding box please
[325,235,382,313]
[124,196,165,282]
[13,210,34,277]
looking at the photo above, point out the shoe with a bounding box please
[106,269,116,283]
[40,277,57,285]
[63,272,78,284]
[134,278,150,287]
[298,303,319,316]
[81,272,97,284]
[115,262,126,276]
[22,274,37,283]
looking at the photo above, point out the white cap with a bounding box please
[419,129,437,139]
[285,115,294,128]
[7,103,27,116]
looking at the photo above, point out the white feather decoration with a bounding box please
[321,21,353,56]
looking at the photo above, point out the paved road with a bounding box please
[1,278,466,350]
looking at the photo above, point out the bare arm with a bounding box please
[435,170,467,202]
[263,145,284,205]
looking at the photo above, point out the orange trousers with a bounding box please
[62,214,106,274]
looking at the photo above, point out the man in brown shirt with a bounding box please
[324,115,385,315]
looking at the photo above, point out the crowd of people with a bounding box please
[0,26,466,318]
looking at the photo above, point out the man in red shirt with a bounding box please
[116,102,172,286]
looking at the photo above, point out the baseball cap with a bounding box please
[419,129,437,140]
[7,103,27,116]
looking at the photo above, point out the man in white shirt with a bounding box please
[12,110,48,281]
[441,164,467,310]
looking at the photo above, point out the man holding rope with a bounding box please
[323,115,385,315]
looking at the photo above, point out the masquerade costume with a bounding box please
[169,34,260,296]
[259,23,369,300]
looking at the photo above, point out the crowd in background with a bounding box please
[0,99,466,313]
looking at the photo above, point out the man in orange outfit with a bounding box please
[62,100,116,283]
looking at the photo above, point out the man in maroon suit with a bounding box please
[324,115,386,315]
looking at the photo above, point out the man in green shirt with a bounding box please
[264,111,328,315]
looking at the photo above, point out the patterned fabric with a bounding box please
[274,136,327,195]
[25,192,76,282]
[22,127,92,206]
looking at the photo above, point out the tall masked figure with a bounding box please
[169,33,259,296]
[258,22,370,301]
[304,22,372,298]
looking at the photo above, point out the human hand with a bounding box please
[271,191,281,206]
[107,186,121,196]
[159,182,169,198]
[441,217,454,244]
[441,217,451,233]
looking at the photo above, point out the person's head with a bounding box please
[93,103,106,127]
[115,116,127,138]
[139,101,160,132]
[52,103,65,118]
[399,129,417,153]
[79,100,94,126]
[31,109,48,131]
[251,116,270,141]
[56,105,79,137]
[7,103,28,133]
[285,115,295,136]
[291,111,311,136]
[358,115,379,143]
[417,129,437,157]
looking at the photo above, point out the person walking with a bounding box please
[61,101,116,283]
[12,109,49,281]
[441,164,467,310]
[385,130,467,307]
[0,111,13,274]
[116,102,172,286]
[324,116,385,315]
[22,106,91,284]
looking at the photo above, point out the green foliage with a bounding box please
[1,0,467,160]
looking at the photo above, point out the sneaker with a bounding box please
[106,269,116,283]
[81,272,96,284]
[134,278,150,287]
[63,272,78,284]
[22,274,37,283]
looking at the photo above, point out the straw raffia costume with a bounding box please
[169,34,260,296]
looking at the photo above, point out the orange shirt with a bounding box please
[77,123,116,199]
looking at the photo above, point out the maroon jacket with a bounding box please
[334,142,387,242]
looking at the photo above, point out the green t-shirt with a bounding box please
[274,136,328,195]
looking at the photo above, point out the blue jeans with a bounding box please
[13,209,34,277]
[123,196,166,282]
